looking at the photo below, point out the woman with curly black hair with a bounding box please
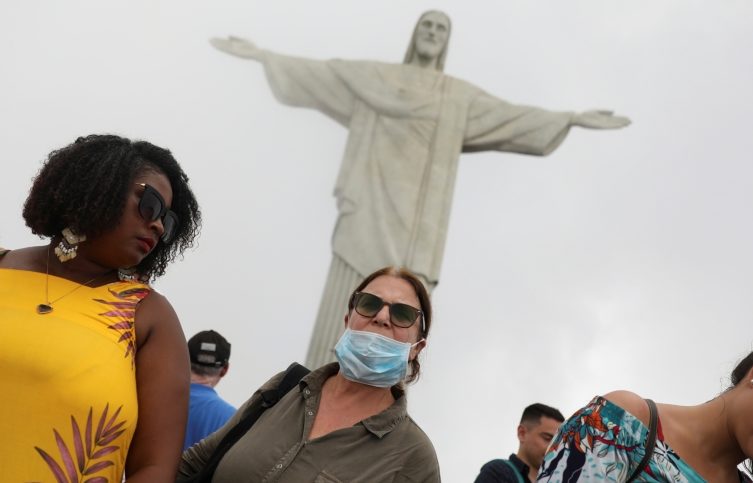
[0,134,201,482]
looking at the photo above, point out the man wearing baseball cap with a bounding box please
[183,330,236,450]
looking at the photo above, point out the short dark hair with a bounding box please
[23,134,201,281]
[348,266,432,384]
[520,403,565,425]
[190,363,225,378]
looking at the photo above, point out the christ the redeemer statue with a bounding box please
[211,10,630,369]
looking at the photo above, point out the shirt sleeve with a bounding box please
[177,370,287,478]
[463,90,573,156]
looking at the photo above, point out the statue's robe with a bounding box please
[261,53,573,366]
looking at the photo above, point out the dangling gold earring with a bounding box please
[54,227,86,262]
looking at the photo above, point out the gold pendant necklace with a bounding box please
[37,245,111,315]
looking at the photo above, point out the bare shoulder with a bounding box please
[0,246,46,270]
[140,287,169,305]
[134,289,181,347]
[138,288,176,315]
[602,390,651,426]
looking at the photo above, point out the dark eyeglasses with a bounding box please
[351,292,424,332]
[136,183,179,244]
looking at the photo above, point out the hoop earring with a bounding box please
[54,227,86,262]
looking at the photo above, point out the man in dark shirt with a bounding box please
[474,403,565,482]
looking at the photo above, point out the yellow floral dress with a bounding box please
[0,267,150,483]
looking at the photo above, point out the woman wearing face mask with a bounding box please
[178,266,440,482]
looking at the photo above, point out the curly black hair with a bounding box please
[23,134,201,281]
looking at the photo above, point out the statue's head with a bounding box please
[403,10,451,71]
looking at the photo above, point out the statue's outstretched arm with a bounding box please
[209,36,264,61]
[572,110,631,129]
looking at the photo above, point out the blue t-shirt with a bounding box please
[183,383,237,450]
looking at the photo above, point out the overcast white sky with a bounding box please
[2,1,753,481]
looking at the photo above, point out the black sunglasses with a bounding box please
[351,292,424,332]
[136,183,179,244]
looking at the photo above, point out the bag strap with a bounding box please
[186,362,310,483]
[501,459,526,483]
[627,398,658,483]
[259,362,311,408]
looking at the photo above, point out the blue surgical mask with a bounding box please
[334,328,422,388]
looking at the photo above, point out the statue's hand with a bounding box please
[572,110,631,129]
[209,36,263,60]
